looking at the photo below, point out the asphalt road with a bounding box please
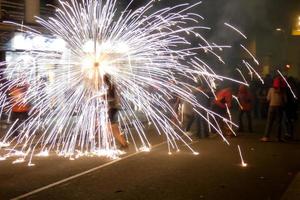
[0,120,300,200]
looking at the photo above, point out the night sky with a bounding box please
[43,0,300,35]
[124,0,300,35]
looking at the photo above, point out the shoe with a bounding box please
[260,137,271,142]
[119,142,129,150]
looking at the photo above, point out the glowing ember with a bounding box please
[237,145,248,167]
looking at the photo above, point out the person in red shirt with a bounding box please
[213,87,233,114]
[212,86,233,136]
[237,85,253,132]
[9,84,30,134]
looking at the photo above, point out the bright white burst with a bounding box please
[0,0,259,165]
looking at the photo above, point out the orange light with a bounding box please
[286,64,291,69]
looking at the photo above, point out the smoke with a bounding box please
[198,0,269,41]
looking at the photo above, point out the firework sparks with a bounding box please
[277,70,297,99]
[224,23,247,39]
[237,145,248,167]
[0,0,255,165]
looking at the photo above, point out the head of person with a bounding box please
[103,74,112,87]
[239,84,248,94]
[273,77,283,90]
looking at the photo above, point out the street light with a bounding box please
[276,28,283,32]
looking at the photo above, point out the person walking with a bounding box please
[261,77,287,142]
[103,74,128,149]
[212,86,233,137]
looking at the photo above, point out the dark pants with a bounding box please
[211,105,232,136]
[238,110,253,132]
[108,108,119,124]
[11,112,28,122]
[185,113,209,138]
[10,112,29,134]
[264,106,283,139]
[284,111,295,139]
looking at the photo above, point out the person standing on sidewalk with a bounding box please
[261,77,287,142]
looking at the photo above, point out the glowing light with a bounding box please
[11,33,65,51]
[139,146,151,152]
[82,41,96,53]
[0,0,256,164]
[277,70,297,99]
[0,142,10,148]
[36,151,50,157]
[0,156,7,161]
[28,163,36,167]
[13,158,25,164]
[240,44,259,65]
[237,145,247,167]
[224,23,247,39]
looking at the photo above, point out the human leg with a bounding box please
[199,112,209,138]
[277,107,283,140]
[264,106,276,138]
[108,108,128,148]
[246,111,253,132]
[238,110,244,132]
[111,123,128,147]
[184,114,195,132]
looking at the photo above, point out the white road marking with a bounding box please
[11,142,166,200]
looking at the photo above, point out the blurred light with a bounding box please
[51,38,66,51]
[286,64,291,69]
[292,17,300,35]
[242,163,248,167]
[11,33,66,51]
[82,40,95,53]
[12,33,32,50]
